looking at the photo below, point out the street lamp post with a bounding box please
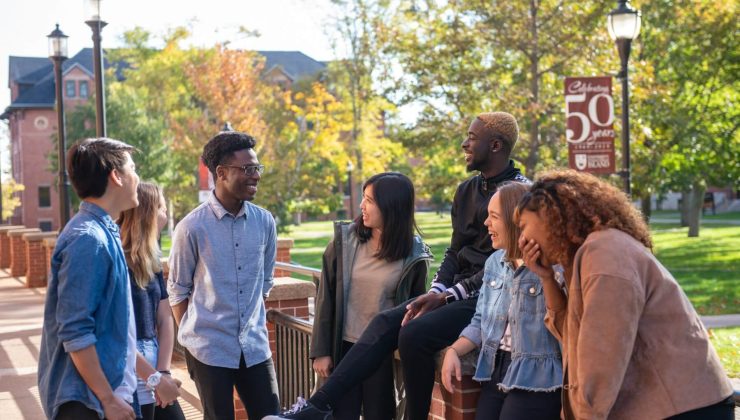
[346,161,355,220]
[85,0,107,137]
[48,24,72,228]
[607,0,641,197]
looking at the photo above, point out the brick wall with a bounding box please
[428,349,481,420]
[8,228,40,277]
[274,238,294,277]
[24,232,57,287]
[43,238,57,276]
[0,226,25,269]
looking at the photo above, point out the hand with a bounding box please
[101,394,136,420]
[401,293,447,326]
[519,236,555,281]
[441,348,462,393]
[312,356,333,378]
[154,373,182,408]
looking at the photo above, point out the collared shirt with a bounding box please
[38,201,134,419]
[168,191,277,368]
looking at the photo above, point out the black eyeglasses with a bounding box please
[221,164,265,176]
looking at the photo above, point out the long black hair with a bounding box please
[353,172,420,261]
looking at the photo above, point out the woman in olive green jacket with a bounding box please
[309,172,431,420]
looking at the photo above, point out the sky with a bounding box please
[0,0,341,174]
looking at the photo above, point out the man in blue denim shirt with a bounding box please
[168,131,279,420]
[39,137,141,420]
[38,138,181,420]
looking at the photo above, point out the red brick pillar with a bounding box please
[273,238,294,277]
[0,226,26,269]
[8,228,40,277]
[429,351,481,420]
[23,232,58,287]
[43,238,57,276]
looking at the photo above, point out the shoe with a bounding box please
[262,396,332,420]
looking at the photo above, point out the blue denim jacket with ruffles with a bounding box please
[460,250,562,392]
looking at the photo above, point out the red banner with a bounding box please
[565,77,615,174]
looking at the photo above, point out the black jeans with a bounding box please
[332,341,395,420]
[474,351,561,420]
[185,350,280,420]
[316,297,477,420]
[667,396,735,420]
[140,400,186,420]
[56,401,100,420]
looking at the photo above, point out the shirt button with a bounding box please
[491,281,496,286]
[238,266,241,270]
[529,287,536,294]
[239,290,243,294]
[235,243,239,247]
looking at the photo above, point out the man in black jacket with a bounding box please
[268,112,529,420]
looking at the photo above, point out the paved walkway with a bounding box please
[0,270,202,420]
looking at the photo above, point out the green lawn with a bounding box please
[708,327,740,377]
[283,211,740,315]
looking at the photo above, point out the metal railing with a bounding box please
[274,261,321,284]
[267,308,315,409]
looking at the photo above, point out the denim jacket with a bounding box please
[38,202,133,419]
[460,250,562,392]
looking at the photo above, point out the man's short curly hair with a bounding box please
[201,131,257,178]
[476,112,519,153]
[515,169,652,265]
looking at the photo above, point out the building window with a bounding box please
[79,81,89,98]
[65,80,76,98]
[39,221,53,232]
[38,186,51,208]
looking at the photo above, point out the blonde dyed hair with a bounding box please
[476,112,519,153]
[118,182,164,288]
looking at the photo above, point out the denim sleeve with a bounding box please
[262,215,277,298]
[168,222,196,306]
[459,271,490,347]
[57,234,112,353]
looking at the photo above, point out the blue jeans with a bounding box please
[136,338,159,405]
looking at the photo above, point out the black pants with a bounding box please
[185,350,280,420]
[667,396,735,420]
[332,341,395,420]
[316,297,477,420]
[474,351,561,420]
[140,400,186,420]
[56,401,100,420]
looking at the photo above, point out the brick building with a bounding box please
[2,49,326,231]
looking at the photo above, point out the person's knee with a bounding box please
[398,320,427,357]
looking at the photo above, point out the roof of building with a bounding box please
[3,49,326,119]
[258,51,326,82]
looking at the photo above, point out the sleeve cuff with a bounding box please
[460,325,482,347]
[63,334,97,353]
[429,283,446,294]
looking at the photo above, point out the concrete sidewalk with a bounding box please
[0,270,202,420]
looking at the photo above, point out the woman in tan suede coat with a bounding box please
[514,170,733,420]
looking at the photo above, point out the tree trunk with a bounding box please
[640,192,652,223]
[687,182,705,237]
[680,190,690,227]
[524,0,540,177]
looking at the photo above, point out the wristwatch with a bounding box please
[146,371,162,391]
[444,292,456,305]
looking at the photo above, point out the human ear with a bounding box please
[110,169,124,187]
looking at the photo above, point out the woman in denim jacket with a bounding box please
[441,182,562,420]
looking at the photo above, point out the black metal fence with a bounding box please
[267,308,315,409]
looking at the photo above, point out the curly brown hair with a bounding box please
[516,169,652,265]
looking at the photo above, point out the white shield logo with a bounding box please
[575,154,587,170]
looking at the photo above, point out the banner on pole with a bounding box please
[564,76,616,174]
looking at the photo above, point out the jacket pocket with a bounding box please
[515,280,544,314]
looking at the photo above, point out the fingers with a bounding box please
[455,361,462,382]
[401,309,415,327]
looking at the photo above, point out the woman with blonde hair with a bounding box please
[441,181,561,420]
[119,182,185,420]
[516,169,733,419]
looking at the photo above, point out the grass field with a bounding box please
[709,327,740,377]
[283,211,740,315]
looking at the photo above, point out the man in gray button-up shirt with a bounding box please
[168,131,279,420]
